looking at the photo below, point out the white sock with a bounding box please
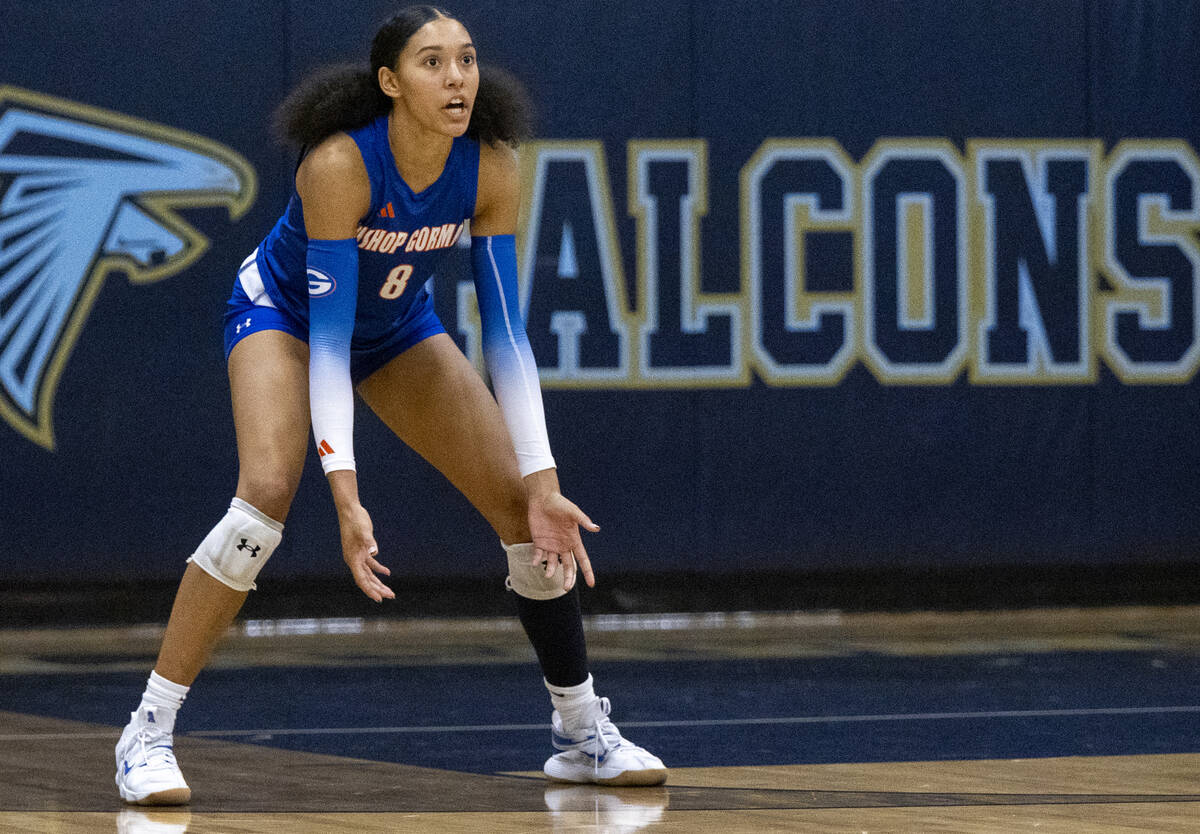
[136,670,189,728]
[546,673,599,731]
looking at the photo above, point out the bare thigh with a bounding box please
[227,329,311,522]
[152,329,310,685]
[357,333,530,543]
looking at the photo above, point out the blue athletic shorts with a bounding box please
[223,250,446,385]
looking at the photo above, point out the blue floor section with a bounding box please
[3,651,1199,773]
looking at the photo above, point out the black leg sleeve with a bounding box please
[513,587,589,687]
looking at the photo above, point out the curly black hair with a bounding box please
[273,5,532,150]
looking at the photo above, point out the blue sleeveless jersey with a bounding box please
[254,116,480,345]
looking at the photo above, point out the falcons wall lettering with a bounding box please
[446,139,1195,389]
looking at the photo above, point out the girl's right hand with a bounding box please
[339,502,394,602]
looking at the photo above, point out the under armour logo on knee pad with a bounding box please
[236,538,261,557]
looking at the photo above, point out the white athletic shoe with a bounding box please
[115,707,192,805]
[544,698,668,786]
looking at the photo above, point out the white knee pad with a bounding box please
[504,541,572,600]
[186,497,283,592]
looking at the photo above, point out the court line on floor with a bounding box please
[4,704,1199,741]
[185,704,1200,735]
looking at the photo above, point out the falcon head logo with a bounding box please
[0,86,256,449]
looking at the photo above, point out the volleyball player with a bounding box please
[115,5,666,805]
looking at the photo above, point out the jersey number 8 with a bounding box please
[380,264,413,300]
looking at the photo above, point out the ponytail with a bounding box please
[470,65,534,147]
[272,64,390,150]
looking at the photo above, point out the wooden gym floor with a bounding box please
[1,605,1198,832]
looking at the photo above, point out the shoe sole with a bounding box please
[546,767,668,787]
[119,786,192,806]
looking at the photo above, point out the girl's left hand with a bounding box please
[527,490,599,592]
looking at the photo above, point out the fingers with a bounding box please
[531,547,572,591]
[355,567,393,602]
[575,507,601,533]
[574,541,595,588]
[354,543,394,603]
[357,566,394,602]
[530,547,587,591]
[533,547,556,580]
[566,503,598,585]
[562,551,576,591]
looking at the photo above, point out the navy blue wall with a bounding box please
[2,1,1198,583]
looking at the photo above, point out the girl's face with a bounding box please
[389,17,479,138]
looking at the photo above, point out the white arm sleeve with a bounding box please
[472,235,555,476]
[306,238,358,474]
